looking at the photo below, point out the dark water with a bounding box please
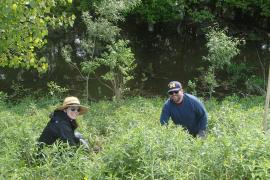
[129,25,207,95]
[125,21,267,96]
[0,21,268,99]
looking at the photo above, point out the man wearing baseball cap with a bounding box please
[160,81,208,137]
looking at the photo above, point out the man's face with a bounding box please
[169,89,184,104]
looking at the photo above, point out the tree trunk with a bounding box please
[86,76,89,102]
[114,87,121,102]
[263,64,270,132]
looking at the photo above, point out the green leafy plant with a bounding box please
[187,80,197,96]
[1,95,270,179]
[135,0,185,31]
[203,28,240,69]
[0,0,75,73]
[0,91,8,105]
[245,75,265,95]
[10,81,31,99]
[98,40,136,101]
[62,0,140,101]
[201,27,240,98]
[47,81,68,98]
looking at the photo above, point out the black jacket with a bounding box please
[38,110,80,146]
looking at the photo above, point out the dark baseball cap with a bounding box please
[167,81,182,93]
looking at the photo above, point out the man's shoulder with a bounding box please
[185,93,201,102]
[185,93,205,108]
[162,99,173,109]
[164,98,172,105]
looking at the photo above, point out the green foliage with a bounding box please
[1,95,270,179]
[81,61,100,75]
[226,63,250,85]
[187,80,197,96]
[134,0,270,32]
[81,12,120,43]
[201,67,218,98]
[10,81,31,99]
[260,1,270,17]
[224,63,265,95]
[218,0,270,17]
[94,0,141,22]
[62,0,140,101]
[203,28,240,69]
[0,91,8,105]
[61,45,73,63]
[0,0,75,73]
[135,0,185,23]
[200,28,240,97]
[188,9,215,23]
[47,81,68,98]
[245,75,265,95]
[98,40,136,100]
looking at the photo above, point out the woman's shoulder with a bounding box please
[51,111,68,123]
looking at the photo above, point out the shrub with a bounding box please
[1,95,270,179]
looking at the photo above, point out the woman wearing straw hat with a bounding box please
[38,96,88,148]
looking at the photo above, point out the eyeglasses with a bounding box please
[68,106,80,112]
[169,90,179,95]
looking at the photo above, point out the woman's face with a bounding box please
[65,106,80,120]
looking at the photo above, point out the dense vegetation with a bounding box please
[1,0,270,99]
[1,1,270,178]
[1,93,269,179]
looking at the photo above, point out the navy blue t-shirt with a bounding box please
[160,93,207,135]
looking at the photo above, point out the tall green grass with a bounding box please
[0,95,269,179]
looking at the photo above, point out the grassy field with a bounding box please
[1,95,270,179]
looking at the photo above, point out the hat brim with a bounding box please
[56,104,88,115]
[168,88,181,93]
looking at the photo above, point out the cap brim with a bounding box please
[168,88,181,93]
[56,104,88,115]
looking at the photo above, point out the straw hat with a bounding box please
[56,96,88,115]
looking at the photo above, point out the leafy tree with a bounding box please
[201,28,240,98]
[62,0,140,101]
[217,0,270,17]
[134,0,185,31]
[98,40,136,100]
[134,0,270,32]
[135,0,185,23]
[0,0,75,73]
[204,28,240,69]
